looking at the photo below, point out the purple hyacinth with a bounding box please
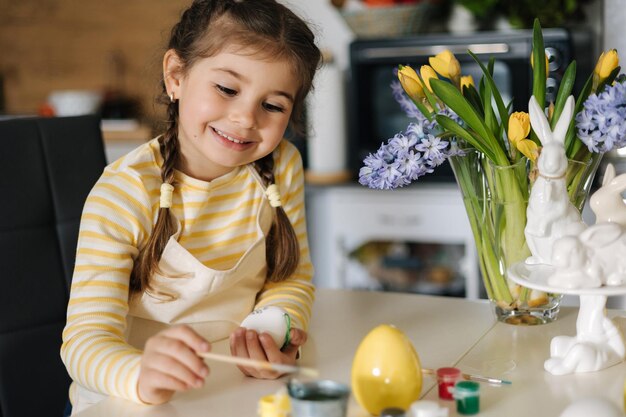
[359,81,464,190]
[576,79,626,153]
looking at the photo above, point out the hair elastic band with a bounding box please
[265,184,282,208]
[160,183,174,208]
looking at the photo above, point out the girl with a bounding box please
[61,0,321,412]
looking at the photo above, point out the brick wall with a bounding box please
[0,0,190,123]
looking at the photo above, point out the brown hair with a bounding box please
[130,0,321,294]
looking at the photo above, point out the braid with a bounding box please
[159,104,180,185]
[255,154,300,282]
[130,102,179,294]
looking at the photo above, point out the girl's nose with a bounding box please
[229,103,257,129]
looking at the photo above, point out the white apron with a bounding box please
[72,165,273,413]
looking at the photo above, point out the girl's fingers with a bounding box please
[139,324,211,403]
[138,353,197,404]
[258,333,284,363]
[249,332,282,379]
[230,327,252,376]
[243,330,271,377]
[165,325,211,354]
[229,327,246,353]
[147,335,209,380]
[141,365,191,392]
[230,327,309,379]
[145,351,206,389]
[289,328,308,347]
[235,329,276,378]
[244,330,267,362]
[280,328,307,357]
[158,325,210,377]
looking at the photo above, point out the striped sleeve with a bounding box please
[255,140,315,331]
[61,165,153,403]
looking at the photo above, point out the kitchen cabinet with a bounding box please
[305,182,481,299]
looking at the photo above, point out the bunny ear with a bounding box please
[602,163,616,186]
[528,95,551,144]
[552,95,575,144]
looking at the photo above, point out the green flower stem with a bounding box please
[450,150,532,305]
[456,164,512,303]
[487,158,530,302]
[491,160,529,263]
[480,222,511,302]
[569,151,603,207]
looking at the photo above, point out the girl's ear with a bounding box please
[163,49,184,98]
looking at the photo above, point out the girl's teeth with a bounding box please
[216,129,245,144]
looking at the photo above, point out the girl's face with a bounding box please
[165,47,299,181]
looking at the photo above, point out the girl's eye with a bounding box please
[263,102,285,113]
[216,84,237,96]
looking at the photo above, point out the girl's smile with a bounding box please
[212,127,251,145]
[211,126,255,149]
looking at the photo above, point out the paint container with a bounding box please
[452,381,480,415]
[258,392,290,417]
[408,400,449,417]
[436,367,461,400]
[287,379,350,417]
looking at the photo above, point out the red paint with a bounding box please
[437,367,461,400]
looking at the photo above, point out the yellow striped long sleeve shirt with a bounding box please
[61,138,315,403]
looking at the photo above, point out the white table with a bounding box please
[74,289,626,417]
[422,308,626,416]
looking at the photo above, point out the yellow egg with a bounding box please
[351,324,422,415]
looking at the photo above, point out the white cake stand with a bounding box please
[508,262,626,375]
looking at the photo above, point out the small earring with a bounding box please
[169,92,175,103]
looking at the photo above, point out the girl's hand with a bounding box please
[138,325,211,404]
[229,327,307,379]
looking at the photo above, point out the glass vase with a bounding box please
[448,148,601,325]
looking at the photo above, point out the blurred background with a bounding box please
[1,0,624,304]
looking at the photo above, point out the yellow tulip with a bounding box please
[398,65,425,102]
[420,65,438,93]
[460,75,475,90]
[517,140,539,162]
[508,112,531,145]
[428,50,461,81]
[594,49,619,79]
[530,51,550,78]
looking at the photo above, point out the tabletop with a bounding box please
[73,288,626,417]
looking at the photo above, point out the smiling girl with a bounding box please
[60,0,321,413]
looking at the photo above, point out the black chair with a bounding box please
[0,116,107,417]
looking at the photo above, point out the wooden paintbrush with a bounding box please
[199,351,319,378]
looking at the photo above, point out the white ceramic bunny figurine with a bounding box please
[524,95,587,265]
[540,162,626,375]
[589,163,626,226]
[544,293,625,375]
[550,163,626,288]
[550,223,626,287]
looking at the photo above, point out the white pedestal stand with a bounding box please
[508,262,626,375]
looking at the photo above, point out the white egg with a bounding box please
[240,306,290,347]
